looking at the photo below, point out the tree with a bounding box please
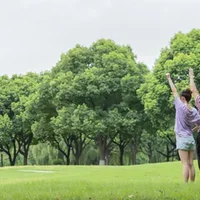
[71,39,147,165]
[11,73,40,165]
[138,29,200,157]
[30,39,149,166]
[0,76,21,166]
[0,114,20,166]
[51,104,95,165]
[110,106,138,165]
[29,46,93,165]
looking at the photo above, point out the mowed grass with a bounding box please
[0,161,200,200]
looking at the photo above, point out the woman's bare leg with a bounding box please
[188,151,195,182]
[178,150,190,183]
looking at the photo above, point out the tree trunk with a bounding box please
[99,149,105,165]
[166,144,170,162]
[119,146,124,165]
[132,151,137,165]
[3,139,21,166]
[105,150,109,165]
[131,142,138,165]
[56,136,73,165]
[57,142,71,165]
[105,145,112,165]
[148,151,153,163]
[72,139,81,165]
[98,136,106,165]
[23,152,28,165]
[130,130,143,165]
[147,143,153,163]
[66,145,71,165]
[66,156,70,165]
[21,143,31,165]
[112,135,129,166]
[0,153,3,167]
[75,154,80,165]
[8,153,17,166]
[20,133,33,165]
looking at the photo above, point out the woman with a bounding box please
[189,68,200,170]
[166,72,200,183]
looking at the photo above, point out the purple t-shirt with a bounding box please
[174,97,200,137]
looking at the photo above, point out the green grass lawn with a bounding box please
[0,161,200,200]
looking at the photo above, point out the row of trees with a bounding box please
[1,29,200,166]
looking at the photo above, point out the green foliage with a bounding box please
[139,29,200,132]
[0,114,13,144]
[4,29,200,166]
[0,73,40,165]
[27,38,149,165]
[52,158,64,165]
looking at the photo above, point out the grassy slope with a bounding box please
[0,161,200,200]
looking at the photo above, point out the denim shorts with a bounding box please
[176,135,196,151]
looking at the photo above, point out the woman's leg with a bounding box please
[178,150,190,183]
[188,151,195,182]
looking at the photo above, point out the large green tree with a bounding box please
[138,29,200,158]
[70,39,148,165]
[30,45,92,165]
[30,39,148,165]
[11,73,40,165]
[0,73,39,165]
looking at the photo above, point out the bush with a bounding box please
[52,158,64,165]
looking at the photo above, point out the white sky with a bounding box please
[0,0,200,76]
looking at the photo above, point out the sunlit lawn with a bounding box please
[0,161,200,200]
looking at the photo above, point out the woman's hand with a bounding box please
[189,68,194,78]
[166,73,171,80]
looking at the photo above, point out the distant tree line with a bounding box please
[1,29,200,166]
